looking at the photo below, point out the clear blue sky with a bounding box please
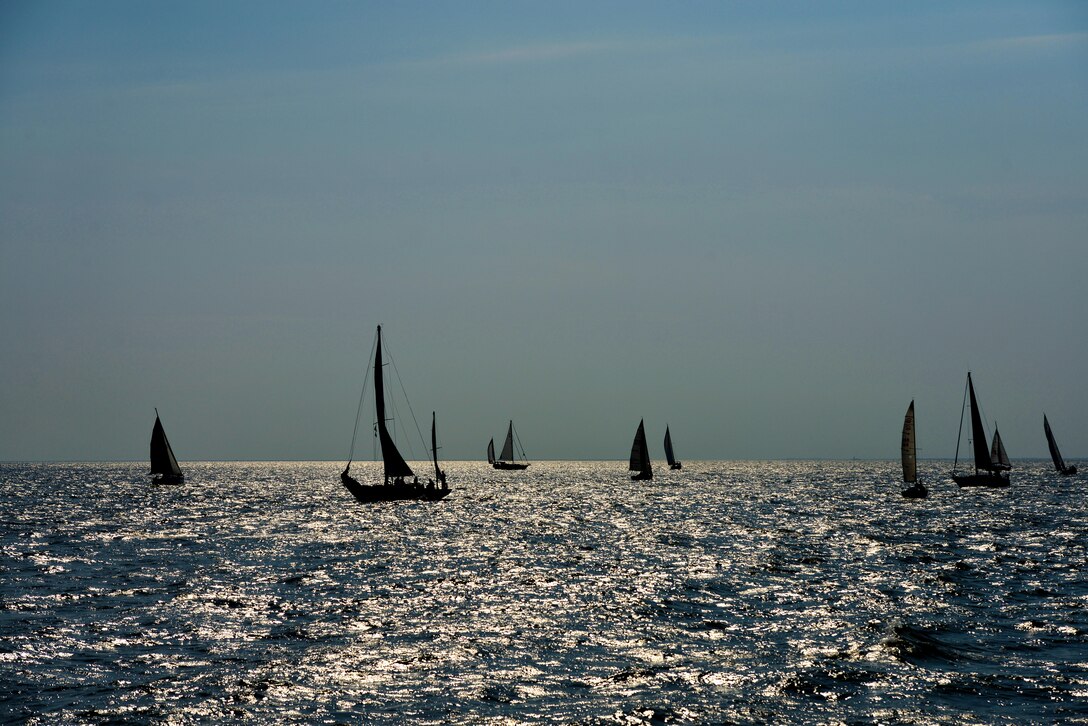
[2,1,1086,461]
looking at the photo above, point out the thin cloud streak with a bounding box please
[402,34,721,69]
[964,32,1088,53]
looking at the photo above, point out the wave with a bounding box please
[880,621,974,667]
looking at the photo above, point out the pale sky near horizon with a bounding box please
[2,1,1086,462]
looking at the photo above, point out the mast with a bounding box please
[374,326,413,481]
[901,401,916,484]
[1044,414,1067,472]
[150,408,182,477]
[664,425,676,467]
[967,373,994,474]
[499,420,516,462]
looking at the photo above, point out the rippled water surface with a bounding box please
[2,461,1087,723]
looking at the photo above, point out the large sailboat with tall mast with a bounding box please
[900,400,926,498]
[149,408,184,484]
[487,420,530,470]
[629,419,653,481]
[952,372,1011,488]
[1044,414,1078,476]
[340,325,450,503]
[664,425,682,470]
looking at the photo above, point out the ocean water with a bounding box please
[2,460,1086,724]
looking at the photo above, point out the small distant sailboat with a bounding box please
[149,409,184,484]
[629,419,653,481]
[952,372,1010,488]
[1044,414,1078,476]
[340,325,450,503]
[990,426,1011,472]
[664,425,682,470]
[900,400,926,498]
[487,420,530,470]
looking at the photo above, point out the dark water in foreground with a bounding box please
[2,460,1086,724]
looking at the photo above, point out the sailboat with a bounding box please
[487,420,530,470]
[900,400,927,498]
[149,408,184,484]
[340,325,450,503]
[1044,414,1078,476]
[629,419,653,481]
[990,426,1011,472]
[952,372,1010,487]
[664,425,682,470]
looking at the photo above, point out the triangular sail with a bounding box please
[1044,415,1067,472]
[664,426,676,467]
[150,412,182,477]
[901,401,916,484]
[499,421,516,462]
[374,326,413,479]
[629,419,651,475]
[487,438,496,465]
[990,428,1011,471]
[967,373,994,472]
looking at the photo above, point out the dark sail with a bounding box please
[629,419,652,477]
[1044,414,1067,472]
[664,426,676,467]
[499,421,516,462]
[487,438,496,465]
[967,373,994,473]
[374,326,413,479]
[901,400,916,484]
[149,411,182,478]
[990,428,1011,471]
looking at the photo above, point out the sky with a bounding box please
[2,1,1086,462]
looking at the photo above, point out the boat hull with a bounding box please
[901,483,927,499]
[1060,465,1078,476]
[151,474,184,485]
[953,473,1010,488]
[341,475,449,503]
[492,462,529,470]
[669,463,682,470]
[630,471,653,481]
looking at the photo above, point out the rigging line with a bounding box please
[383,338,428,457]
[387,386,417,461]
[513,423,528,461]
[348,330,379,463]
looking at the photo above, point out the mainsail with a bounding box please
[967,373,995,473]
[629,419,652,476]
[990,428,1011,471]
[1044,414,1067,473]
[901,400,916,484]
[150,410,182,478]
[374,326,413,480]
[487,438,496,465]
[499,421,516,462]
[664,426,677,468]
